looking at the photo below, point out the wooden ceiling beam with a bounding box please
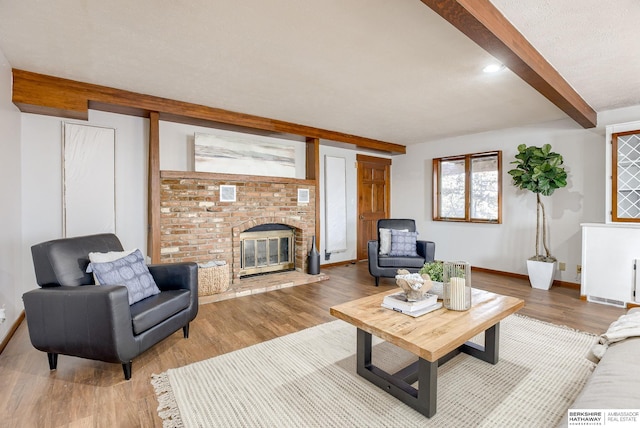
[11,69,406,155]
[420,0,597,128]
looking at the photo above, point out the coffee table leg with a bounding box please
[460,322,499,364]
[356,328,438,418]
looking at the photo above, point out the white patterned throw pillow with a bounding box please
[389,229,419,257]
[87,249,160,305]
[379,228,408,255]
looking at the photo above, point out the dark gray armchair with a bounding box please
[22,233,198,380]
[368,219,435,286]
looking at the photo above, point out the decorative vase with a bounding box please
[307,235,320,275]
[431,281,444,298]
[443,261,471,311]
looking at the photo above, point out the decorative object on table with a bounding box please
[307,235,320,275]
[443,261,471,311]
[381,292,442,317]
[419,260,444,298]
[394,268,433,301]
[382,289,438,309]
[508,144,567,290]
[197,261,229,295]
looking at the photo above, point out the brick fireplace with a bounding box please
[159,171,316,285]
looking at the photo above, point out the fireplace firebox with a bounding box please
[239,224,294,277]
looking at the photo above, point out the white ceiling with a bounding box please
[1,0,639,146]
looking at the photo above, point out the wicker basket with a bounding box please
[198,263,230,295]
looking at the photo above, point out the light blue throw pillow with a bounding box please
[389,230,419,257]
[87,249,160,305]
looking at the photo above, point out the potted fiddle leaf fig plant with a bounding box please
[508,143,567,290]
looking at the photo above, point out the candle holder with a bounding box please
[443,261,471,311]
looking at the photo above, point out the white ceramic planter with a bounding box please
[526,259,556,290]
[431,281,444,298]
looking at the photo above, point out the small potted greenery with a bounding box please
[420,261,444,297]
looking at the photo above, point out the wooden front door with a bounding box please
[357,154,391,260]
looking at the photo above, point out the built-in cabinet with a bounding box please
[581,121,640,306]
[581,223,639,307]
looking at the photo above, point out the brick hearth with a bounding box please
[159,171,316,286]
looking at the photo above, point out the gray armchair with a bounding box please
[368,219,435,286]
[22,233,198,380]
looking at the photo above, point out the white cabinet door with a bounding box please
[582,224,637,306]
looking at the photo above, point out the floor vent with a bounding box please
[587,295,626,308]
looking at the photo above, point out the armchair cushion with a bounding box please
[389,230,419,257]
[129,289,190,335]
[378,255,425,268]
[88,249,161,305]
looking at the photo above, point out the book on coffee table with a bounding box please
[382,292,438,312]
[381,301,443,317]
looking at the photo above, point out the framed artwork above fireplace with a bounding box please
[194,130,300,178]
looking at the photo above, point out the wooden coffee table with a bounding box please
[330,288,524,418]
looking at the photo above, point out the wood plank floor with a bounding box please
[0,262,627,427]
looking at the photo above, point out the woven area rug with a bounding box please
[152,315,596,428]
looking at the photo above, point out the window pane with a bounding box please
[440,159,466,218]
[470,155,498,220]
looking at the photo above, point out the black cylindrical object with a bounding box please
[307,235,320,275]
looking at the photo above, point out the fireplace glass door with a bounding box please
[240,229,294,276]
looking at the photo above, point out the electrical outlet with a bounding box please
[577,265,582,275]
[559,262,566,271]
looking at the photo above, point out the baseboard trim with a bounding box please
[322,260,358,269]
[0,310,25,355]
[471,266,580,290]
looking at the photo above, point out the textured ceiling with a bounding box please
[490,0,640,112]
[0,0,638,145]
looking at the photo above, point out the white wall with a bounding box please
[391,113,640,284]
[20,111,149,293]
[0,48,22,341]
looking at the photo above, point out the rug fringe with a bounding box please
[151,372,184,428]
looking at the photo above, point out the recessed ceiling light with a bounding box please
[483,63,505,73]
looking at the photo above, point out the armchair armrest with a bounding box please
[416,240,436,263]
[22,285,137,363]
[368,240,380,268]
[148,262,198,292]
[148,262,198,317]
